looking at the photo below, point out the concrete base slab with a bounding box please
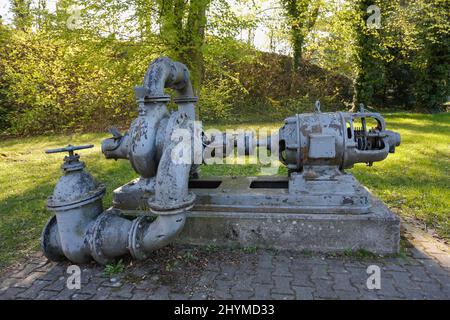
[113,176,400,254]
[176,197,400,254]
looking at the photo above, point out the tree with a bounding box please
[415,0,449,112]
[281,0,321,71]
[10,0,32,31]
[156,0,211,96]
[352,0,385,108]
[352,0,448,111]
[306,0,357,79]
[135,0,154,41]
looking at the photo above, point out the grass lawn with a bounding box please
[0,113,448,270]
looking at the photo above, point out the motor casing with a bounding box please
[279,111,400,171]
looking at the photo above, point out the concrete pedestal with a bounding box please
[112,176,400,254]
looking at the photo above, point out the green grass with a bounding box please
[103,259,125,276]
[0,113,448,271]
[350,113,450,240]
[242,246,258,254]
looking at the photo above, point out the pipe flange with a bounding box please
[135,85,171,103]
[41,216,65,262]
[140,95,171,103]
[46,184,106,211]
[148,192,196,215]
[62,160,85,172]
[128,216,152,260]
[89,212,116,265]
[173,96,198,104]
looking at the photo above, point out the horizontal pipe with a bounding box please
[102,132,131,160]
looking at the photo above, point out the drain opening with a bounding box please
[249,180,288,189]
[188,180,222,189]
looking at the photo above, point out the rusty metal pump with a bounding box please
[41,57,402,264]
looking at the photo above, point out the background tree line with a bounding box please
[0,0,448,135]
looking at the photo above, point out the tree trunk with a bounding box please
[282,0,321,94]
[180,0,209,97]
[157,0,209,100]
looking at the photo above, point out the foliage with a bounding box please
[280,0,322,70]
[0,0,448,135]
[352,0,449,111]
[243,246,258,253]
[205,244,219,252]
[155,0,211,94]
[353,0,392,108]
[414,0,450,112]
[306,0,357,79]
[10,0,32,31]
[0,29,158,135]
[199,77,235,121]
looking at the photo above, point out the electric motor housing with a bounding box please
[279,111,400,171]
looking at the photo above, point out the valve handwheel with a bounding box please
[45,144,94,156]
[45,144,94,171]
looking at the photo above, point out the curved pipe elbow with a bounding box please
[148,112,196,213]
[41,216,65,262]
[142,214,186,251]
[143,57,194,99]
[175,77,194,98]
[131,112,195,259]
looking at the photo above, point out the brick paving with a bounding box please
[0,222,448,300]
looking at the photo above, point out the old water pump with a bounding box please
[41,57,402,264]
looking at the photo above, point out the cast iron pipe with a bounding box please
[92,112,195,264]
[43,58,197,265]
[101,57,196,176]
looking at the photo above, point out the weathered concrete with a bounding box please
[114,176,400,254]
[175,197,399,254]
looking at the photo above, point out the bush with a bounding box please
[0,29,354,134]
[0,29,160,136]
[198,77,234,122]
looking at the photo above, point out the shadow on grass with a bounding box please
[387,121,449,134]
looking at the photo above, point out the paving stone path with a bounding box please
[0,222,448,300]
